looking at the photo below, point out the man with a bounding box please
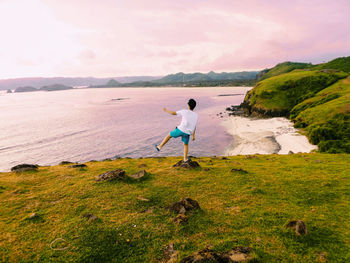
[155,99,198,162]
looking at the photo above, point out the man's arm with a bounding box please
[192,127,196,141]
[163,108,177,115]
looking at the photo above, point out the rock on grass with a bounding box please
[128,170,147,180]
[173,160,200,169]
[69,164,87,168]
[286,220,308,236]
[96,169,126,181]
[59,161,74,165]
[167,198,200,214]
[81,213,98,222]
[11,164,38,172]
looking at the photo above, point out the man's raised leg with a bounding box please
[157,134,172,150]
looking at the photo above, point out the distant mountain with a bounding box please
[105,79,120,87]
[154,71,259,83]
[89,70,259,88]
[0,76,161,90]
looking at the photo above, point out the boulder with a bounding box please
[173,160,200,169]
[168,198,200,214]
[68,164,87,168]
[128,170,147,180]
[96,169,126,181]
[6,89,12,93]
[286,220,308,236]
[81,213,98,222]
[11,164,38,172]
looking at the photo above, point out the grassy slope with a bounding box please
[313,57,350,72]
[290,77,350,152]
[259,62,313,81]
[245,70,347,114]
[1,155,350,262]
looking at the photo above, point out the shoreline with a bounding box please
[221,115,318,155]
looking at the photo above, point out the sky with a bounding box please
[0,0,350,79]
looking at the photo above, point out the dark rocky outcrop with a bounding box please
[168,198,200,214]
[128,170,147,180]
[59,161,74,165]
[81,213,98,222]
[6,89,12,93]
[68,164,87,168]
[11,164,38,172]
[14,86,37,93]
[225,105,249,117]
[286,220,308,236]
[167,198,200,225]
[96,169,126,181]
[180,247,253,262]
[173,160,200,169]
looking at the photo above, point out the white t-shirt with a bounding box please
[176,109,198,135]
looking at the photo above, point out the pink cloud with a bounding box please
[0,0,350,78]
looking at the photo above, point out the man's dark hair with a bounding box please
[188,99,196,110]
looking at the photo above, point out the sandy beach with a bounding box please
[221,116,318,155]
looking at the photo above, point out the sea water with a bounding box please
[0,87,250,171]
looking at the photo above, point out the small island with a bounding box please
[39,84,73,91]
[14,86,37,93]
[13,84,73,93]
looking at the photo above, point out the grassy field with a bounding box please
[1,154,349,262]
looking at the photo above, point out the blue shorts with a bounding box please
[170,127,190,145]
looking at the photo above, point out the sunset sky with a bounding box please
[0,0,350,79]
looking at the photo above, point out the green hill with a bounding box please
[1,155,349,262]
[242,55,350,153]
[244,70,347,116]
[314,56,350,72]
[257,56,350,81]
[258,62,313,81]
[291,77,350,153]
